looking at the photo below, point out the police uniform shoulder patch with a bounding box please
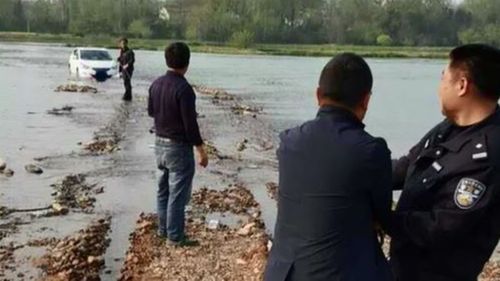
[454,178,487,209]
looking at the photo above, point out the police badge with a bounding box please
[454,178,487,209]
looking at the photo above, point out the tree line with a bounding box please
[0,0,499,47]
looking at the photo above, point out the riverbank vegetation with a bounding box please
[0,0,498,58]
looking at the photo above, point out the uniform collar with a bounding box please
[438,106,500,152]
[317,105,365,129]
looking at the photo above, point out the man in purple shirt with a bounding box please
[148,42,208,246]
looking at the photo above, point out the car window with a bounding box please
[80,50,112,61]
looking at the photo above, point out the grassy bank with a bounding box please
[0,32,451,59]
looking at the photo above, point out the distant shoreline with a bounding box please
[0,32,451,59]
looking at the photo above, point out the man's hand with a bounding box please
[123,64,129,70]
[374,222,386,246]
[196,145,209,168]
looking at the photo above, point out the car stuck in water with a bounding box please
[68,48,119,82]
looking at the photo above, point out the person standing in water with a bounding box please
[148,42,209,246]
[118,37,135,101]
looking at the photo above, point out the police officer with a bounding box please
[264,53,393,281]
[118,37,135,101]
[390,44,500,281]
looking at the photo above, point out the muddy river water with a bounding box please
[0,43,497,280]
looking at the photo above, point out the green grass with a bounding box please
[0,32,451,59]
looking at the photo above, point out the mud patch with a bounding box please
[36,217,111,281]
[231,104,262,116]
[51,174,98,213]
[205,142,229,160]
[193,85,235,102]
[55,84,98,94]
[191,185,260,215]
[0,242,24,277]
[265,182,278,201]
[0,218,24,241]
[81,139,120,155]
[80,103,134,155]
[47,106,75,116]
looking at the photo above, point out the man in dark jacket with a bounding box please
[390,44,500,281]
[148,42,208,246]
[118,37,135,101]
[264,53,393,281]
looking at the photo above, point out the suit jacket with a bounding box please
[264,105,393,281]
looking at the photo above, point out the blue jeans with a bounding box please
[155,141,195,241]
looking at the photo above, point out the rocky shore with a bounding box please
[1,80,499,281]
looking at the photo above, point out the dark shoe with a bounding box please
[157,231,168,240]
[167,237,199,247]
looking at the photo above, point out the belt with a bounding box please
[156,136,174,145]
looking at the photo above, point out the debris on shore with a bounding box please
[25,164,44,174]
[191,185,260,215]
[0,242,23,276]
[0,206,10,218]
[231,104,262,116]
[55,84,98,94]
[27,237,59,248]
[47,106,74,116]
[265,182,278,201]
[193,85,235,102]
[80,102,133,155]
[81,139,120,154]
[481,262,500,281]
[0,158,6,171]
[205,142,229,160]
[0,159,14,178]
[36,217,111,281]
[0,218,23,241]
[0,168,14,178]
[119,183,270,281]
[50,174,97,212]
[120,214,268,281]
[236,139,249,152]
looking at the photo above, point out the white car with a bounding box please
[68,48,119,81]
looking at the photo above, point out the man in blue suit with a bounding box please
[264,53,393,281]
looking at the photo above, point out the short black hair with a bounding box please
[165,42,191,69]
[450,44,500,101]
[319,53,373,108]
[119,37,128,44]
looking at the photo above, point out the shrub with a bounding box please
[376,34,393,46]
[128,19,152,39]
[228,30,255,49]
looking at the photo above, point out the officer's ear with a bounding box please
[457,76,469,98]
[451,67,469,98]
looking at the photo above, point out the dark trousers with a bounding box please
[122,70,133,101]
